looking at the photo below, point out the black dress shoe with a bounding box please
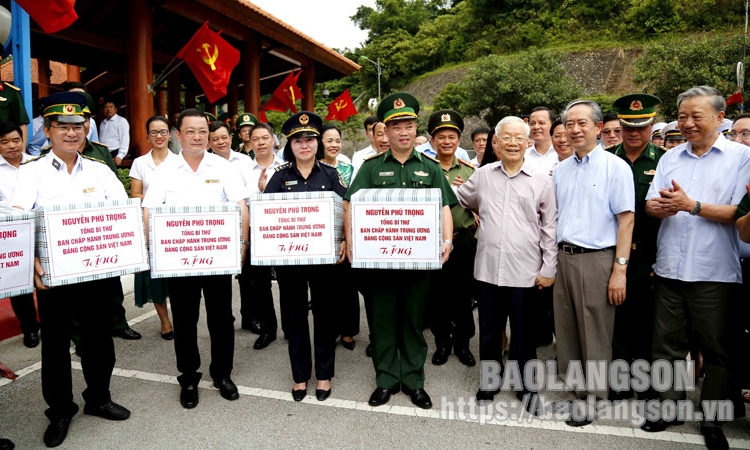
[83,402,130,420]
[476,388,500,403]
[365,343,372,357]
[640,418,684,432]
[431,347,451,365]
[253,333,276,350]
[43,417,72,448]
[341,337,355,350]
[453,347,476,366]
[213,378,239,401]
[316,388,331,401]
[113,328,141,340]
[242,319,262,335]
[161,331,174,340]
[368,386,399,406]
[23,331,39,348]
[701,426,729,450]
[565,417,593,427]
[519,393,542,416]
[609,389,634,401]
[402,387,433,409]
[180,384,199,409]
[0,438,14,450]
[292,385,307,402]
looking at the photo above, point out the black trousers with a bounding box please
[167,275,234,386]
[612,249,656,365]
[429,232,476,348]
[238,259,277,335]
[37,279,116,421]
[10,292,39,334]
[276,265,337,383]
[333,261,360,337]
[532,287,554,345]
[478,282,537,394]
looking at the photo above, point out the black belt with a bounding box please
[452,227,475,238]
[558,242,614,255]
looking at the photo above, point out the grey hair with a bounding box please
[677,86,725,113]
[561,99,603,124]
[495,116,530,137]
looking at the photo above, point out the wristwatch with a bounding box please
[689,200,701,216]
[615,257,628,266]
[443,240,454,251]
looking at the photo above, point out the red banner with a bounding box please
[325,89,358,122]
[16,0,78,34]
[177,22,240,104]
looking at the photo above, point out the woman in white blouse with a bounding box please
[130,115,177,339]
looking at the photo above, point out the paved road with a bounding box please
[1,276,748,449]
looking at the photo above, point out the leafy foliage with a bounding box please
[117,168,131,197]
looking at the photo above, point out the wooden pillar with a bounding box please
[228,85,238,116]
[126,0,153,158]
[243,33,260,115]
[66,64,81,82]
[168,67,181,117]
[37,58,50,98]
[301,60,315,112]
[156,89,166,116]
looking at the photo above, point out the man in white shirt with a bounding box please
[351,116,391,181]
[524,106,559,175]
[98,99,130,165]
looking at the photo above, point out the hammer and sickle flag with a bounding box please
[325,89,358,122]
[177,22,240,104]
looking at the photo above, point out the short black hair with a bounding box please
[0,121,23,139]
[550,119,564,137]
[209,121,231,134]
[470,127,491,141]
[282,135,323,166]
[250,122,274,136]
[530,106,555,122]
[177,108,208,130]
[363,115,378,132]
[603,113,619,123]
[61,81,87,92]
[145,115,170,133]
[733,113,750,122]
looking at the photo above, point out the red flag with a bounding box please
[273,71,304,113]
[16,0,78,34]
[325,89,358,122]
[258,95,289,122]
[727,91,744,106]
[177,22,240,104]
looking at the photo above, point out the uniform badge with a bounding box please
[63,105,75,115]
[243,114,249,122]
[630,100,643,111]
[0,96,7,102]
[393,98,405,109]
[51,159,61,170]
[285,180,298,186]
[414,171,428,177]
[205,179,220,184]
[441,113,451,122]
[299,114,309,125]
[378,171,394,176]
[643,169,656,175]
[82,187,96,194]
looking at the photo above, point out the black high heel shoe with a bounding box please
[341,336,355,351]
[316,381,331,401]
[292,384,307,402]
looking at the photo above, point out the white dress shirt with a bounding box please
[524,144,559,175]
[98,114,130,159]
[0,152,30,201]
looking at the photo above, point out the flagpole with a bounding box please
[152,57,186,92]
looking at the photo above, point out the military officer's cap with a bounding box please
[76,91,95,115]
[236,112,258,129]
[427,109,464,136]
[282,111,322,138]
[377,93,419,123]
[40,92,86,124]
[204,112,217,124]
[660,121,683,140]
[719,118,733,136]
[651,122,666,139]
[612,93,662,127]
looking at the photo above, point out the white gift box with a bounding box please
[0,206,35,297]
[349,188,443,270]
[34,199,149,287]
[148,203,242,278]
[248,191,343,265]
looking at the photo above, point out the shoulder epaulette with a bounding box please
[3,82,20,91]
[20,155,43,165]
[658,145,668,152]
[458,158,475,169]
[91,141,110,149]
[40,146,51,155]
[363,152,382,162]
[81,154,107,165]
[422,152,440,164]
[275,162,292,172]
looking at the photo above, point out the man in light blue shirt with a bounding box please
[642,86,750,449]
[552,99,634,427]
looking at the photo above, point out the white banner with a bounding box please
[0,219,34,297]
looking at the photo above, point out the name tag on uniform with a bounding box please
[285,180,298,186]
[414,171,428,177]
[644,170,656,175]
[205,179,220,184]
[82,187,96,194]
[0,96,7,102]
[378,171,394,176]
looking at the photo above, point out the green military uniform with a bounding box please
[608,94,665,396]
[345,94,457,395]
[0,82,30,125]
[235,113,257,158]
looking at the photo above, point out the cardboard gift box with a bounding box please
[35,199,149,287]
[349,188,443,270]
[148,203,242,278]
[248,191,343,265]
[0,206,35,297]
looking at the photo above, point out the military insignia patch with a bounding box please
[64,105,75,115]
[51,159,61,170]
[243,115,249,121]
[285,180,298,186]
[299,114,309,125]
[378,171,394,176]
[394,98,405,109]
[630,100,643,111]
[441,113,451,122]
[643,169,656,175]
[414,171,428,177]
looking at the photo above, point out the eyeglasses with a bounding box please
[601,128,621,135]
[181,129,208,137]
[51,124,85,133]
[729,131,750,140]
[499,136,528,144]
[148,129,169,137]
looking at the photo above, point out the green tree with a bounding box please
[434,48,582,126]
[633,34,747,120]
